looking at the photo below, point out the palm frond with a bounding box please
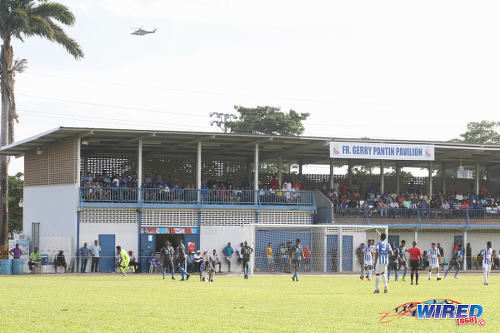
[46,19,83,59]
[31,2,75,26]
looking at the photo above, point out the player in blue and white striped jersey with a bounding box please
[427,243,442,281]
[480,241,493,285]
[363,239,374,280]
[373,233,393,294]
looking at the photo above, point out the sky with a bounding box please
[7,0,500,174]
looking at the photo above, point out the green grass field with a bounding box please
[0,273,498,332]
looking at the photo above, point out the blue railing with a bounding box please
[332,207,500,224]
[79,187,315,206]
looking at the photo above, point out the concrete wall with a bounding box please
[23,184,79,241]
[79,223,139,260]
[200,225,252,272]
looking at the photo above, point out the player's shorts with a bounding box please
[429,262,439,269]
[292,259,301,269]
[410,260,419,270]
[266,258,274,265]
[364,264,373,270]
[304,258,311,266]
[483,263,491,272]
[163,259,173,271]
[375,263,388,275]
[398,260,407,269]
[364,259,373,267]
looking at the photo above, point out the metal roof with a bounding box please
[2,126,500,167]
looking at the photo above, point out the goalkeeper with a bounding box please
[116,246,130,276]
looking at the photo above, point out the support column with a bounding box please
[442,164,447,194]
[329,159,334,190]
[138,140,143,200]
[299,161,303,177]
[380,161,385,194]
[347,160,353,187]
[475,162,480,195]
[338,228,343,272]
[278,156,283,187]
[395,162,400,195]
[428,162,433,194]
[463,231,468,272]
[414,230,418,244]
[254,144,259,203]
[196,141,202,203]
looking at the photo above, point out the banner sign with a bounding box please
[329,142,434,161]
[141,228,198,234]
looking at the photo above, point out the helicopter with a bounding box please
[130,26,157,36]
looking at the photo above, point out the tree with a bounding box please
[225,106,310,136]
[8,172,22,232]
[0,1,83,247]
[454,121,500,144]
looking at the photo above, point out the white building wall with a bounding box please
[23,184,78,252]
[466,230,500,257]
[79,223,139,259]
[200,226,252,272]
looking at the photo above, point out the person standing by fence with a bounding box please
[89,240,102,273]
[79,242,90,273]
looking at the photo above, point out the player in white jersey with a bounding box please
[373,233,393,294]
[427,243,442,281]
[480,241,493,285]
[363,239,374,281]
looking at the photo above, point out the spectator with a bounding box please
[89,240,102,273]
[437,243,444,268]
[148,251,160,273]
[28,247,42,272]
[9,243,22,259]
[54,250,67,273]
[266,242,274,272]
[466,243,472,270]
[128,250,141,273]
[279,243,288,272]
[187,252,195,273]
[304,244,311,272]
[356,243,364,278]
[193,250,203,272]
[209,249,222,273]
[222,242,233,272]
[237,242,244,271]
[492,250,499,270]
[79,242,90,273]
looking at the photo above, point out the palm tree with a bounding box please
[0,1,83,246]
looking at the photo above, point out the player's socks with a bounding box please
[375,275,380,291]
[444,268,449,278]
[454,269,459,278]
[179,267,188,280]
[382,274,388,289]
[415,271,419,284]
[387,270,391,281]
[171,269,175,279]
[395,271,399,282]
[436,272,440,280]
[484,270,488,284]
[410,271,414,284]
[428,271,431,280]
[162,269,166,280]
[403,268,407,280]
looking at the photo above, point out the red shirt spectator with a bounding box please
[304,247,311,259]
[408,247,422,261]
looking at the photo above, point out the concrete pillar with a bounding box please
[338,228,343,272]
[278,156,283,187]
[347,160,353,186]
[395,162,401,195]
[463,231,467,272]
[380,161,385,194]
[442,164,447,194]
[254,144,259,203]
[299,161,303,176]
[428,162,433,194]
[475,162,480,195]
[414,230,418,244]
[138,140,143,200]
[329,159,334,190]
[196,141,202,203]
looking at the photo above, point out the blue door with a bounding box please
[342,235,353,271]
[388,235,399,249]
[98,234,115,272]
[140,234,155,271]
[326,235,339,272]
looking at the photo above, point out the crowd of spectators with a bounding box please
[324,181,500,218]
[80,171,305,204]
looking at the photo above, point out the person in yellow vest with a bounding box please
[266,242,274,272]
[116,246,130,276]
